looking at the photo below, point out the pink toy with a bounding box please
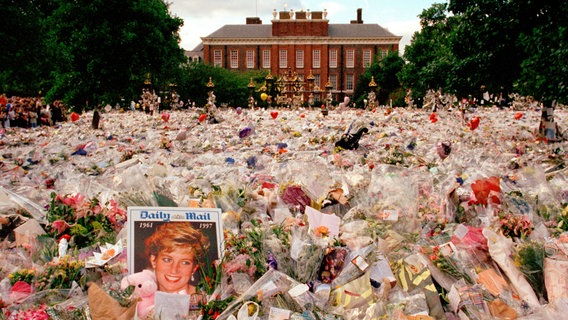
[121,269,157,319]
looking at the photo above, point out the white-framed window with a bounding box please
[230,50,239,69]
[329,50,337,68]
[262,50,271,69]
[363,49,372,68]
[246,50,255,69]
[314,74,321,88]
[279,50,287,68]
[329,75,337,90]
[346,49,355,68]
[312,49,321,68]
[213,50,222,67]
[380,49,389,58]
[346,74,354,91]
[296,50,304,68]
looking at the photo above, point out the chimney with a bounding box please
[246,17,262,24]
[350,8,363,24]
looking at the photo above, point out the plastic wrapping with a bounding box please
[483,228,540,309]
[2,106,568,319]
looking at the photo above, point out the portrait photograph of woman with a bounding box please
[128,207,222,295]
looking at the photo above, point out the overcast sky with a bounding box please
[168,0,442,53]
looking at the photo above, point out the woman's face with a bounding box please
[150,247,199,293]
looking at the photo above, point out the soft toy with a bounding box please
[120,269,157,319]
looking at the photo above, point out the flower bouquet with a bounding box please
[45,192,126,249]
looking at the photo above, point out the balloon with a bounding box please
[198,114,207,123]
[514,112,523,120]
[70,112,80,122]
[270,111,278,120]
[436,141,452,160]
[104,104,112,112]
[469,116,480,130]
[260,93,268,101]
[236,107,242,115]
[161,112,170,122]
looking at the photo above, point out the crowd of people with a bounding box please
[0,95,67,129]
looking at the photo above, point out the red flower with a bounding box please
[45,178,56,189]
[51,219,70,234]
[58,234,71,242]
[471,176,501,206]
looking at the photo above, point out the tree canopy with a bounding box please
[400,0,568,105]
[0,0,55,95]
[1,0,186,111]
[45,0,186,110]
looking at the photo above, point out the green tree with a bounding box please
[354,51,404,108]
[0,0,55,95]
[514,1,568,105]
[513,1,568,140]
[45,0,186,111]
[399,3,456,102]
[447,0,524,98]
[177,62,266,108]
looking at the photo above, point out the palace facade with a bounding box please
[195,8,401,103]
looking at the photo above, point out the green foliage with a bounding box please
[354,51,404,107]
[401,1,568,103]
[0,0,54,95]
[177,62,267,107]
[399,3,455,102]
[515,3,568,105]
[447,0,524,97]
[513,241,547,301]
[39,0,186,111]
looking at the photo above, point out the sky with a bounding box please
[169,0,443,53]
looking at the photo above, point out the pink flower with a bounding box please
[51,219,70,234]
[61,193,86,208]
[91,203,102,214]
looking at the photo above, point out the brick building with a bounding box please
[199,8,401,103]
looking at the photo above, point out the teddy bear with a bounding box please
[120,269,157,319]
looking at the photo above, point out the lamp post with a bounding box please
[206,77,215,90]
[306,70,315,108]
[367,76,378,110]
[205,77,215,112]
[313,84,321,107]
[265,72,274,108]
[324,77,333,109]
[247,77,255,109]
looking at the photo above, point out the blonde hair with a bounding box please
[145,222,210,262]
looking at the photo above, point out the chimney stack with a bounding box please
[350,8,363,24]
